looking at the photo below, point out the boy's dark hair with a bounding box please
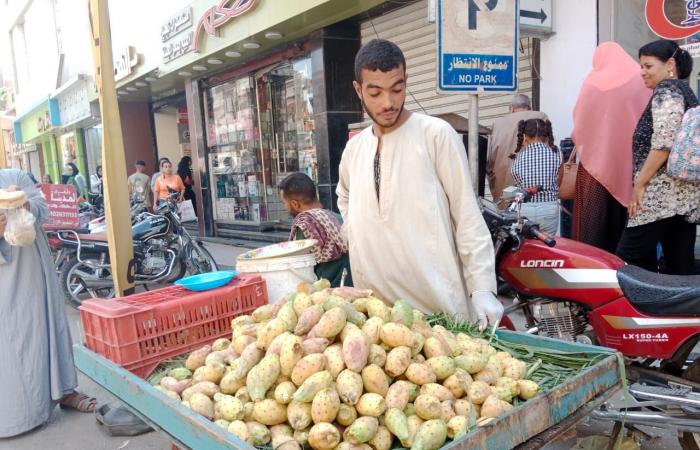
[639,39,693,80]
[354,39,406,83]
[278,173,318,203]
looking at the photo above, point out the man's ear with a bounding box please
[352,80,363,101]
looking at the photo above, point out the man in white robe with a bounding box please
[337,39,503,327]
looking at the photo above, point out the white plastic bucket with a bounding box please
[236,253,317,303]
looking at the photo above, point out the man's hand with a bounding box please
[0,212,6,237]
[472,291,504,331]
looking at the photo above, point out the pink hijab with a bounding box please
[571,42,652,206]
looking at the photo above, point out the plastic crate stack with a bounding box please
[79,274,268,377]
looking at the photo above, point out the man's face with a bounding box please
[353,66,406,129]
[280,190,301,217]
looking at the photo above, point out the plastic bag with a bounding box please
[3,207,36,246]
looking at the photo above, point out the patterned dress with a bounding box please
[628,79,700,227]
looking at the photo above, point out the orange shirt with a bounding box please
[154,174,185,200]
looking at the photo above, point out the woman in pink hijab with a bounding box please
[570,42,651,252]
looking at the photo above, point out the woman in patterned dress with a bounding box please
[510,118,562,235]
[615,39,700,275]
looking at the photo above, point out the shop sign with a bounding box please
[161,7,192,42]
[519,0,552,35]
[646,0,700,39]
[114,46,138,82]
[41,184,79,229]
[192,0,259,52]
[437,0,518,92]
[178,123,191,144]
[163,32,194,62]
[37,110,52,133]
[56,80,91,126]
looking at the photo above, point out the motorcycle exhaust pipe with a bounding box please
[629,385,700,408]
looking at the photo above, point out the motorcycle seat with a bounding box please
[617,264,700,316]
[77,233,108,242]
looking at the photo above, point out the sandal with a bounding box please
[60,391,97,413]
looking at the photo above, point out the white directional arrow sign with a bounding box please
[520,0,552,34]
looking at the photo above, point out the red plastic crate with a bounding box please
[79,274,268,378]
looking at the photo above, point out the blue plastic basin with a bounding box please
[175,271,238,291]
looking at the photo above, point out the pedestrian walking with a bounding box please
[571,42,651,253]
[510,118,562,235]
[153,158,184,209]
[337,39,502,328]
[90,165,103,194]
[177,156,197,214]
[486,94,548,206]
[0,168,96,438]
[151,157,169,203]
[616,39,700,274]
[62,162,87,199]
[128,160,152,209]
[279,172,351,287]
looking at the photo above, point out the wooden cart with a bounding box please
[74,330,623,450]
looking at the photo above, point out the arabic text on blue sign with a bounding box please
[442,53,515,88]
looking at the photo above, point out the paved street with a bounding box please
[0,240,688,449]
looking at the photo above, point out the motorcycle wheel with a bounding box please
[61,256,116,308]
[186,242,218,274]
[678,359,700,450]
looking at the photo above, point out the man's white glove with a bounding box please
[471,291,504,331]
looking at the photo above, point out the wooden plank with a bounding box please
[74,345,251,450]
[87,0,135,296]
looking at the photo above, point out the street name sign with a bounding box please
[437,0,519,92]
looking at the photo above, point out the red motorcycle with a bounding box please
[484,187,700,449]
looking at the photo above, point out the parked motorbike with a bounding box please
[56,193,218,307]
[483,187,700,449]
[47,197,147,274]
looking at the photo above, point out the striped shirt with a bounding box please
[511,142,562,203]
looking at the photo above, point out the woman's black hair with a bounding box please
[96,165,103,177]
[511,119,557,159]
[639,39,693,80]
[66,162,79,175]
[177,156,192,180]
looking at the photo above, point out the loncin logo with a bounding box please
[646,0,700,39]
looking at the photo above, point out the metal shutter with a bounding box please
[361,0,535,127]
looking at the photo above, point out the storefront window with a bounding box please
[206,76,266,223]
[205,55,316,226]
[264,57,316,223]
[84,125,103,180]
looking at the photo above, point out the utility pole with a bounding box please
[88,0,135,296]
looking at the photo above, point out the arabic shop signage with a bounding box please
[437,0,518,92]
[192,0,259,52]
[162,7,192,41]
[646,0,700,39]
[162,6,195,62]
[114,46,138,81]
[41,184,79,229]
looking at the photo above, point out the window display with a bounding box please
[205,55,316,225]
[206,76,266,223]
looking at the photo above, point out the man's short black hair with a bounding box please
[135,160,146,166]
[354,39,406,83]
[278,173,318,203]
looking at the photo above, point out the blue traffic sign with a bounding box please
[437,0,519,92]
